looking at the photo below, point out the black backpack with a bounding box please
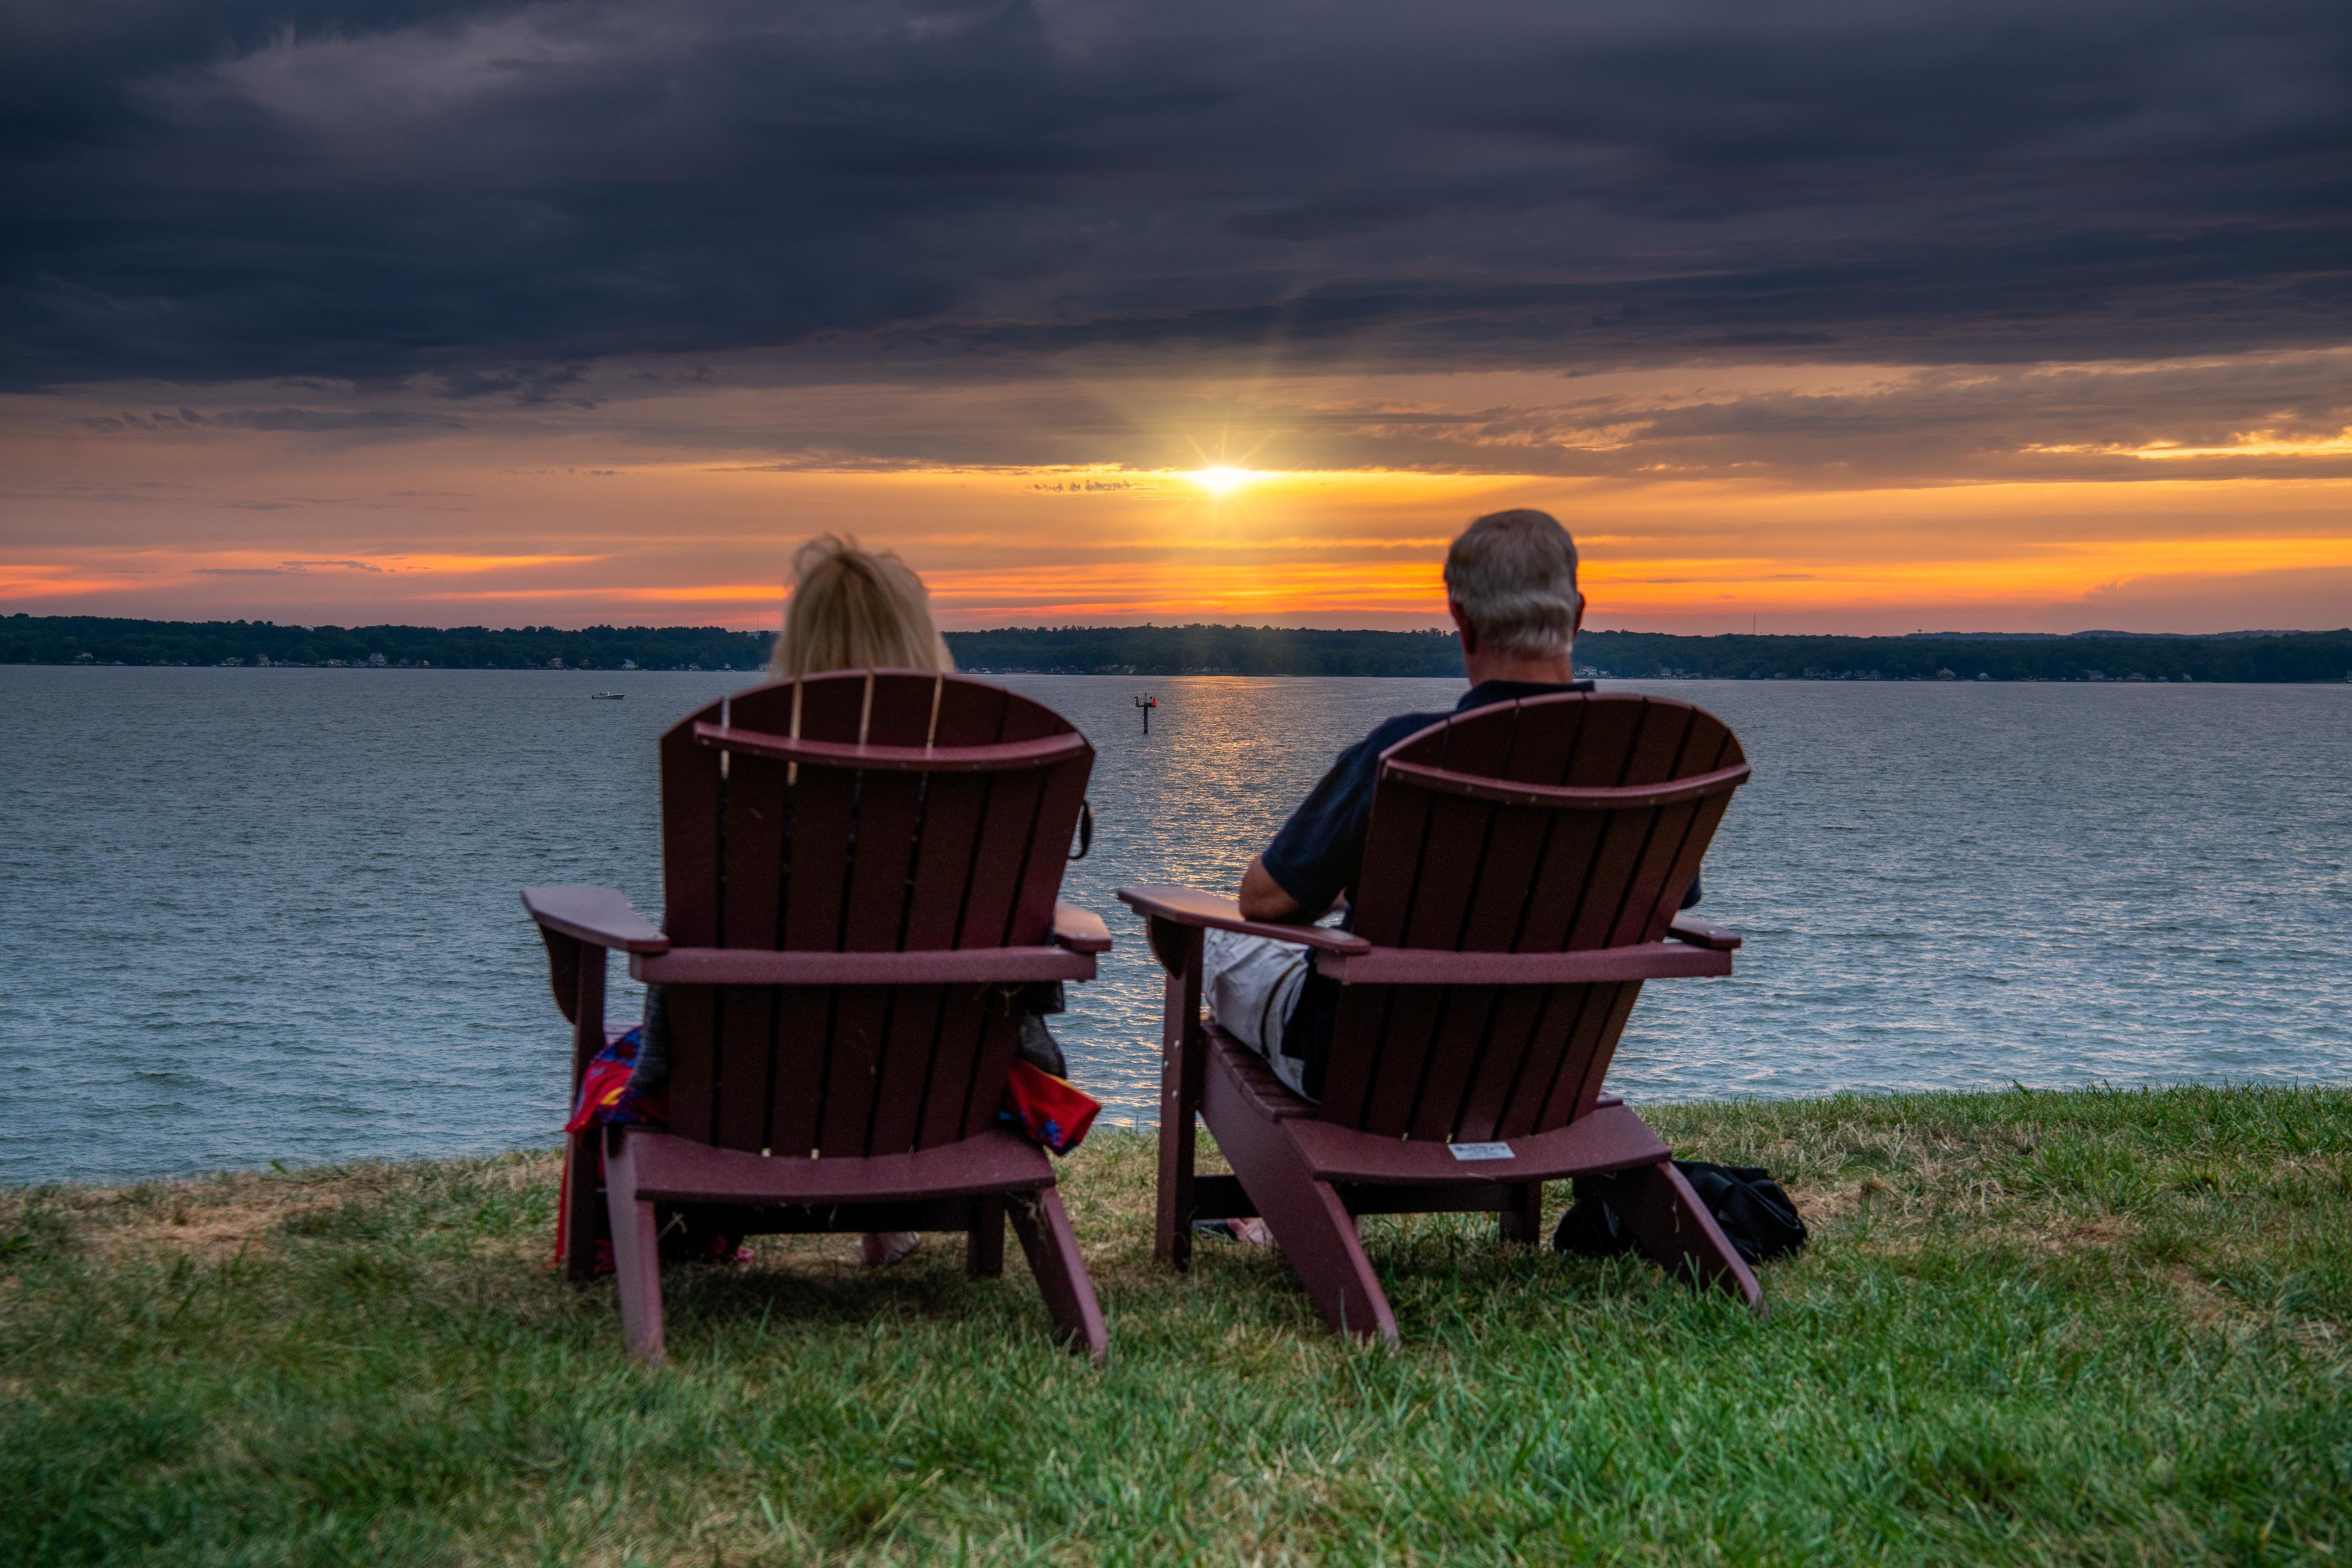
[1553,1161,1808,1266]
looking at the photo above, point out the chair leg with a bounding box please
[561,1128,606,1284]
[1498,1182,1544,1243]
[1276,1176,1398,1347]
[1214,1113,1398,1346]
[1613,1159,1765,1314]
[1008,1187,1109,1365]
[1153,925,1206,1271]
[1155,1095,1197,1271]
[603,1129,669,1363]
[967,1195,1005,1279]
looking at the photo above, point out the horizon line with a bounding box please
[5,610,2348,641]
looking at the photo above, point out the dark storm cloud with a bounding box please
[4,0,2348,391]
[76,406,467,432]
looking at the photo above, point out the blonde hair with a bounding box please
[1442,509,1582,659]
[769,534,954,678]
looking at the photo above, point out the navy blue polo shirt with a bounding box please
[1261,678,1705,921]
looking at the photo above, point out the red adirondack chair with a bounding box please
[1120,690,1762,1345]
[524,670,1111,1363]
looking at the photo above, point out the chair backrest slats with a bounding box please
[960,765,1049,949]
[658,728,724,949]
[1358,982,1446,1135]
[919,994,999,1148]
[1314,994,1382,1128]
[1550,979,1646,1128]
[653,671,1091,1156]
[902,778,991,950]
[715,984,782,1152]
[816,988,889,1154]
[864,988,943,1153]
[763,988,830,1156]
[1451,703,1591,952]
[1324,693,1745,1140]
[1406,985,1495,1141]
[1452,985,1551,1138]
[1388,708,1515,951]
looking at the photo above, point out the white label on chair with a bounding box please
[1449,1142,1514,1161]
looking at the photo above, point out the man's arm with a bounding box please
[1236,721,1405,927]
[1238,855,1308,923]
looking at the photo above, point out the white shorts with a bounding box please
[1203,928,1315,1099]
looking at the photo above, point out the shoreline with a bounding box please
[12,1081,2346,1195]
[10,611,2352,683]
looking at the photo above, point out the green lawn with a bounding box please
[4,1086,2347,1566]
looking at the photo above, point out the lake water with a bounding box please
[4,667,2347,1185]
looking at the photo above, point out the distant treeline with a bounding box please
[950,625,2352,684]
[1574,628,2352,684]
[0,614,771,672]
[951,626,1462,677]
[6,614,2351,683]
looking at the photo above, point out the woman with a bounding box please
[767,530,956,681]
[631,535,1067,1268]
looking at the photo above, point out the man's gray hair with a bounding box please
[1443,509,1582,658]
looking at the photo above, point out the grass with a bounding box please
[2,1085,2348,1566]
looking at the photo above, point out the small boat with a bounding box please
[590,691,625,701]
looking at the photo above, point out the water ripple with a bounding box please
[2,667,2344,1182]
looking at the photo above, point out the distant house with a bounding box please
[549,657,564,670]
[369,653,387,667]
[621,659,637,671]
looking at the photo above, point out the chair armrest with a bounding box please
[634,946,1093,985]
[1051,901,1114,954]
[1115,885,1372,955]
[1667,914,1742,951]
[1313,940,1729,984]
[521,885,670,954]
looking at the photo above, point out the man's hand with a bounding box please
[1237,855,1307,922]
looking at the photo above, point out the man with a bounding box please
[1204,508,1702,1104]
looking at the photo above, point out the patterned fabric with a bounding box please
[555,1026,740,1273]
[563,1025,666,1134]
[1000,1058,1101,1155]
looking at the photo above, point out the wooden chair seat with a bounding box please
[1207,1026,1673,1184]
[1202,1024,1316,1121]
[613,1124,1054,1206]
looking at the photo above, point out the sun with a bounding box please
[1187,466,1257,495]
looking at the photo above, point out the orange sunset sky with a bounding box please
[6,2,2349,637]
[9,354,2351,635]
